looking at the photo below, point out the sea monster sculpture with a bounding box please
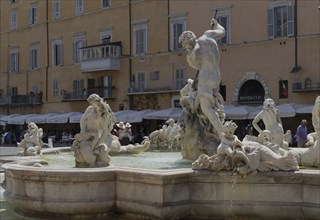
[192,119,299,177]
[72,94,150,167]
[149,118,181,150]
[17,122,43,156]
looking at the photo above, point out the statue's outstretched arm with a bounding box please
[204,18,225,41]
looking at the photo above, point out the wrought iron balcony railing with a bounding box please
[62,87,115,101]
[292,77,320,92]
[127,86,180,94]
[0,94,42,105]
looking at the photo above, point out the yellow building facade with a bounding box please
[1,0,319,116]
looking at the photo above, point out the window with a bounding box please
[216,10,231,45]
[170,18,186,51]
[76,0,84,14]
[29,5,38,24]
[268,3,294,39]
[11,11,17,29]
[136,72,146,92]
[11,87,18,96]
[98,76,112,97]
[52,40,63,66]
[101,0,110,8]
[53,80,59,96]
[150,71,159,81]
[30,46,39,69]
[100,30,112,44]
[175,68,185,90]
[73,36,85,63]
[53,0,60,19]
[31,85,38,94]
[134,25,147,55]
[9,49,19,72]
[73,79,84,96]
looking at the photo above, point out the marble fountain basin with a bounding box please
[1,149,320,219]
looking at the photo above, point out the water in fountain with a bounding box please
[40,151,192,169]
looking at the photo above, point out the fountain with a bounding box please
[1,18,319,219]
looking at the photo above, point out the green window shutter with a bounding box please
[267,8,274,39]
[287,5,294,37]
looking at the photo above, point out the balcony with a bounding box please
[292,77,320,93]
[0,93,42,106]
[80,42,121,73]
[127,86,180,95]
[62,87,115,101]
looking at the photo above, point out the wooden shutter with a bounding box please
[267,8,274,39]
[287,5,294,37]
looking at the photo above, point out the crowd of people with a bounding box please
[0,119,313,148]
[0,128,76,146]
[111,122,147,145]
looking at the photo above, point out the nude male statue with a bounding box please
[179,18,225,134]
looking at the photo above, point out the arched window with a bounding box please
[238,80,265,104]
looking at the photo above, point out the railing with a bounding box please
[0,94,42,105]
[62,87,115,101]
[127,86,179,94]
[292,78,320,92]
[80,42,121,72]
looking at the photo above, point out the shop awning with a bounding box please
[69,112,84,123]
[46,112,82,124]
[224,105,249,120]
[25,113,60,124]
[6,114,38,125]
[294,104,314,114]
[142,108,182,121]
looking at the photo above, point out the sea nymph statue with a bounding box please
[72,94,150,167]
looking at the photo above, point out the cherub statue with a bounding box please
[216,121,242,169]
[17,122,43,156]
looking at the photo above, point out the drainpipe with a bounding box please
[167,0,170,52]
[45,0,49,101]
[129,0,133,109]
[291,0,300,73]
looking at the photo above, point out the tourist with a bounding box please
[178,18,225,134]
[294,119,308,148]
[111,125,119,137]
[125,122,133,144]
[117,122,126,140]
[117,121,132,145]
[134,128,145,144]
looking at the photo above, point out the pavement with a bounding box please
[0,146,19,156]
[0,146,19,172]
